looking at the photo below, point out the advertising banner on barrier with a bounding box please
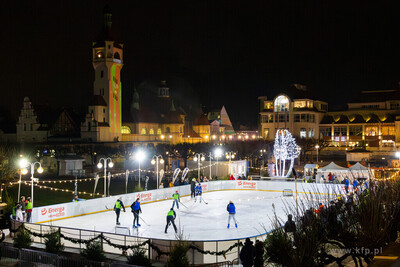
[136,191,153,202]
[39,205,67,221]
[200,183,208,192]
[236,180,257,190]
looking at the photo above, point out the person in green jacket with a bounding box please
[114,197,126,225]
[164,208,177,234]
[172,191,180,209]
[26,197,33,223]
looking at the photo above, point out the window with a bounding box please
[294,101,306,108]
[309,128,314,138]
[264,102,273,110]
[88,122,91,131]
[101,71,104,78]
[274,95,289,112]
[141,128,147,135]
[103,108,105,113]
[334,127,347,136]
[30,124,33,131]
[300,128,307,138]
[275,114,289,122]
[166,127,170,133]
[157,128,162,134]
[264,128,269,139]
[23,123,26,131]
[103,118,105,123]
[365,126,378,136]
[382,126,395,135]
[121,126,131,134]
[149,128,154,135]
[320,127,332,137]
[349,126,362,136]
[294,114,300,122]
[180,127,183,133]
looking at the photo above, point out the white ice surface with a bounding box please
[42,190,299,241]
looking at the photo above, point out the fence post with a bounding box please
[192,241,195,266]
[79,230,81,251]
[40,224,42,244]
[237,240,240,261]
[148,239,151,261]
[100,233,103,251]
[216,241,218,263]
[58,227,61,246]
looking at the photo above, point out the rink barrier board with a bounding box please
[33,180,343,224]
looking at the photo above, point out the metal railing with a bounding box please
[14,221,269,265]
[0,245,136,267]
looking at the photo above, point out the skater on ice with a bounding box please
[195,182,202,202]
[172,191,180,209]
[114,197,125,225]
[191,178,196,198]
[131,198,142,228]
[165,208,177,234]
[227,200,238,228]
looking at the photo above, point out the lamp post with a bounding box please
[151,155,164,189]
[214,148,223,178]
[258,150,265,177]
[97,157,113,197]
[208,152,213,178]
[194,153,206,180]
[20,161,44,207]
[396,152,400,169]
[134,150,146,188]
[18,158,29,201]
[315,144,320,163]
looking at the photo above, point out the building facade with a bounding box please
[259,88,400,150]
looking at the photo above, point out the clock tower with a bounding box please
[81,5,123,142]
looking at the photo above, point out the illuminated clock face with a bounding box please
[96,52,104,58]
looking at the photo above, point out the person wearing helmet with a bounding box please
[172,191,180,209]
[165,208,177,234]
[114,197,126,225]
[195,183,202,203]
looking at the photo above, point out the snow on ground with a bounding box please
[42,190,300,241]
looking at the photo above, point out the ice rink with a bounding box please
[42,190,300,241]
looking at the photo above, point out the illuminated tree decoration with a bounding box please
[273,129,300,177]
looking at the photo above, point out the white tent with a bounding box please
[348,162,369,179]
[316,162,349,183]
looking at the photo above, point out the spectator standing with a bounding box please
[25,197,33,223]
[284,214,296,233]
[240,238,255,267]
[254,239,264,267]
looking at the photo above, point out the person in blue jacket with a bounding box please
[195,183,202,203]
[227,200,238,228]
[344,178,350,193]
[131,198,142,228]
[353,179,359,190]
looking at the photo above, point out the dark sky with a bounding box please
[1,0,400,128]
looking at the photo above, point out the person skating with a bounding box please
[195,183,202,203]
[190,178,196,198]
[165,208,177,234]
[114,197,125,225]
[172,191,180,209]
[26,197,33,223]
[227,200,238,228]
[131,198,142,228]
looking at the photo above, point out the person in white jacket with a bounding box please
[16,205,24,222]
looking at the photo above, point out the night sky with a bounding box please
[1,1,399,128]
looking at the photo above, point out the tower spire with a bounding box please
[103,5,112,31]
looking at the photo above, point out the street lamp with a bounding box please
[135,150,146,188]
[214,148,223,178]
[226,151,236,163]
[396,152,400,168]
[18,157,29,201]
[193,153,206,180]
[315,144,320,163]
[20,160,44,207]
[151,155,164,189]
[97,157,113,197]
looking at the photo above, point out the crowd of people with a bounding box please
[12,195,33,223]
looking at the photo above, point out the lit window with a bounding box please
[300,128,306,138]
[274,95,289,112]
[157,128,162,135]
[121,126,131,134]
[149,128,154,135]
[141,128,147,135]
